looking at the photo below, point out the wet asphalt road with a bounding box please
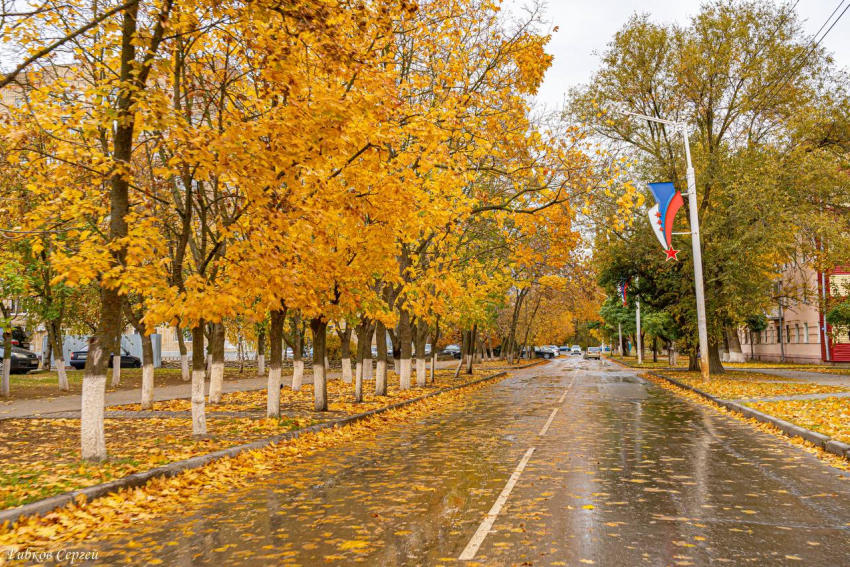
[90,358,850,566]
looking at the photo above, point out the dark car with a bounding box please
[534,346,558,359]
[441,344,462,359]
[0,341,41,374]
[69,348,141,370]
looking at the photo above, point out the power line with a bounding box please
[748,0,849,117]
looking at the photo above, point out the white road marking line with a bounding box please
[538,408,559,436]
[458,447,536,561]
[558,377,576,404]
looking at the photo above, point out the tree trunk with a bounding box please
[176,325,189,381]
[191,323,207,436]
[652,335,658,364]
[111,332,122,387]
[81,0,172,460]
[387,327,400,374]
[208,322,226,404]
[415,319,427,387]
[257,327,266,377]
[354,319,370,402]
[311,318,328,411]
[48,321,69,391]
[140,332,155,410]
[430,320,441,385]
[454,330,467,379]
[398,308,412,390]
[267,310,284,418]
[338,325,352,384]
[709,341,725,374]
[1,326,11,397]
[291,313,303,391]
[466,326,477,374]
[363,321,374,381]
[725,326,746,363]
[375,320,388,396]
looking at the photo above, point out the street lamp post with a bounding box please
[620,111,710,381]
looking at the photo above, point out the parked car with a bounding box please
[559,345,570,353]
[546,345,561,357]
[534,346,558,359]
[583,346,601,360]
[570,345,582,355]
[441,344,462,359]
[69,347,141,370]
[0,341,40,374]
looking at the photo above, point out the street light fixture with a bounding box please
[618,110,710,381]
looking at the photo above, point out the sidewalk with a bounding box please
[0,361,463,420]
[736,367,850,388]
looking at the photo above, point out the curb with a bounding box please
[645,371,850,462]
[0,370,511,528]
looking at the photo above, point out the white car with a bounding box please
[570,345,582,355]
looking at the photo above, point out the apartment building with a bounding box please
[740,265,850,363]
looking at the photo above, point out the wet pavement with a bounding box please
[83,358,850,566]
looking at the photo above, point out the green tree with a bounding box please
[575,0,850,374]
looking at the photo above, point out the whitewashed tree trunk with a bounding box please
[140,334,155,410]
[355,362,363,402]
[375,320,388,396]
[80,372,106,458]
[342,358,352,383]
[430,353,437,384]
[56,359,69,391]
[400,358,412,390]
[311,319,328,411]
[267,365,281,417]
[48,324,69,391]
[180,353,190,382]
[394,357,400,374]
[208,323,225,404]
[376,360,387,394]
[266,310,284,417]
[416,357,426,387]
[292,360,303,391]
[191,325,207,436]
[364,357,373,380]
[111,355,121,386]
[1,358,10,397]
[258,354,265,376]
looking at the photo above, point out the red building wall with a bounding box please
[822,267,850,362]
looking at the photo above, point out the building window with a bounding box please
[795,324,800,343]
[804,323,810,343]
[786,325,791,343]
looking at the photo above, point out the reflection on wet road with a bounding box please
[92,357,850,565]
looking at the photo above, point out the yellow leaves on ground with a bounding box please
[0,376,506,549]
[643,374,850,472]
[665,371,847,400]
[0,370,500,511]
[745,397,850,444]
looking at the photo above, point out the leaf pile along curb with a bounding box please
[0,370,514,530]
[645,371,850,462]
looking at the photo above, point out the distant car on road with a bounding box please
[0,341,40,374]
[69,348,141,370]
[570,345,582,355]
[534,346,558,359]
[559,345,570,353]
[584,347,601,360]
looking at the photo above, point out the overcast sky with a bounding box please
[504,0,850,111]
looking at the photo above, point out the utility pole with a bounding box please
[618,322,623,357]
[620,110,710,381]
[636,277,643,365]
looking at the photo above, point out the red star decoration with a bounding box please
[665,248,680,261]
